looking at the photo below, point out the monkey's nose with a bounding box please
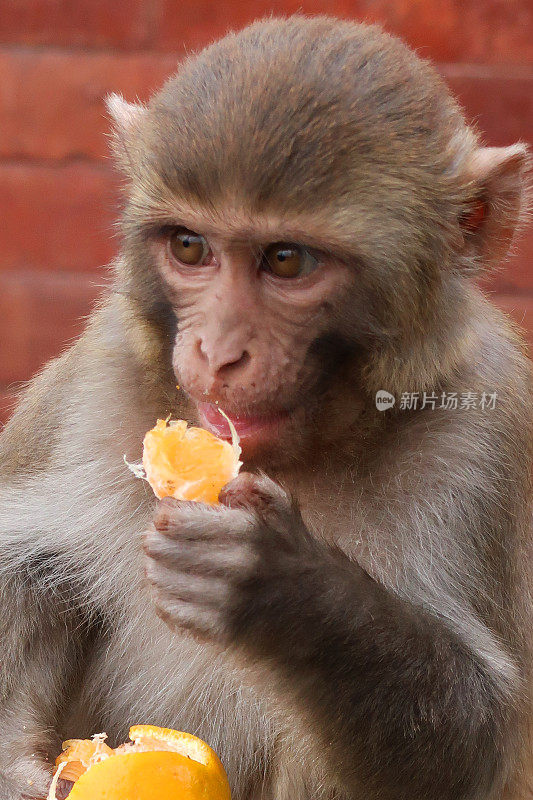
[197,339,252,378]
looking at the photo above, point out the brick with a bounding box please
[0,0,156,49]
[2,0,531,64]
[349,0,533,65]
[0,270,101,384]
[0,50,178,161]
[482,232,533,294]
[0,163,119,272]
[1,0,359,53]
[153,0,359,51]
[442,69,533,147]
[492,294,533,350]
[152,0,533,65]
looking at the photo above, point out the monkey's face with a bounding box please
[116,16,479,462]
[149,208,354,460]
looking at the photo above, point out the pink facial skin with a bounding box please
[153,218,352,458]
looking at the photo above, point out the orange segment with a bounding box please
[57,761,85,782]
[142,417,241,504]
[55,735,113,781]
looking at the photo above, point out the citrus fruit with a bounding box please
[140,414,242,504]
[48,726,231,800]
[55,734,113,781]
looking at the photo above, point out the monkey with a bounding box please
[0,13,531,800]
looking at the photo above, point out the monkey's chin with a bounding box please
[196,401,291,458]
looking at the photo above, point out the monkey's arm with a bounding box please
[0,483,90,800]
[0,572,83,799]
[145,473,521,800]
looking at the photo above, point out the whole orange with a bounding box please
[51,726,231,800]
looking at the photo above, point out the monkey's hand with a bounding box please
[143,474,513,800]
[143,472,317,647]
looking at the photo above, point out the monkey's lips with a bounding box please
[196,402,290,445]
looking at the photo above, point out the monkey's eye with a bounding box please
[168,227,210,266]
[262,243,318,279]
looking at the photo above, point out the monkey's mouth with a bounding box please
[196,401,291,444]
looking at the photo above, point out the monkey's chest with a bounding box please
[69,610,275,800]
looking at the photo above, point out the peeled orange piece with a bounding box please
[141,415,241,504]
[55,735,114,781]
[48,726,231,800]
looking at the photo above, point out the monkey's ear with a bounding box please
[461,144,531,269]
[105,93,147,172]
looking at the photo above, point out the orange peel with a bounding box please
[48,725,231,800]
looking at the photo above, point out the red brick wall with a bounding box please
[1,0,532,423]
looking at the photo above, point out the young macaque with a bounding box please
[0,15,531,800]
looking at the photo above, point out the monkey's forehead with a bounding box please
[131,17,472,218]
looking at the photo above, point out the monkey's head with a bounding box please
[109,16,529,464]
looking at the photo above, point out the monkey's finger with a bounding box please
[153,497,196,530]
[219,471,290,513]
[146,559,234,608]
[154,595,225,640]
[153,502,254,542]
[143,531,254,576]
[219,472,297,535]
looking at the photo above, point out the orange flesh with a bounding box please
[142,418,241,504]
[55,736,114,781]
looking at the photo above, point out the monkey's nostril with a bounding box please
[219,350,251,376]
[197,338,252,376]
[196,339,209,362]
